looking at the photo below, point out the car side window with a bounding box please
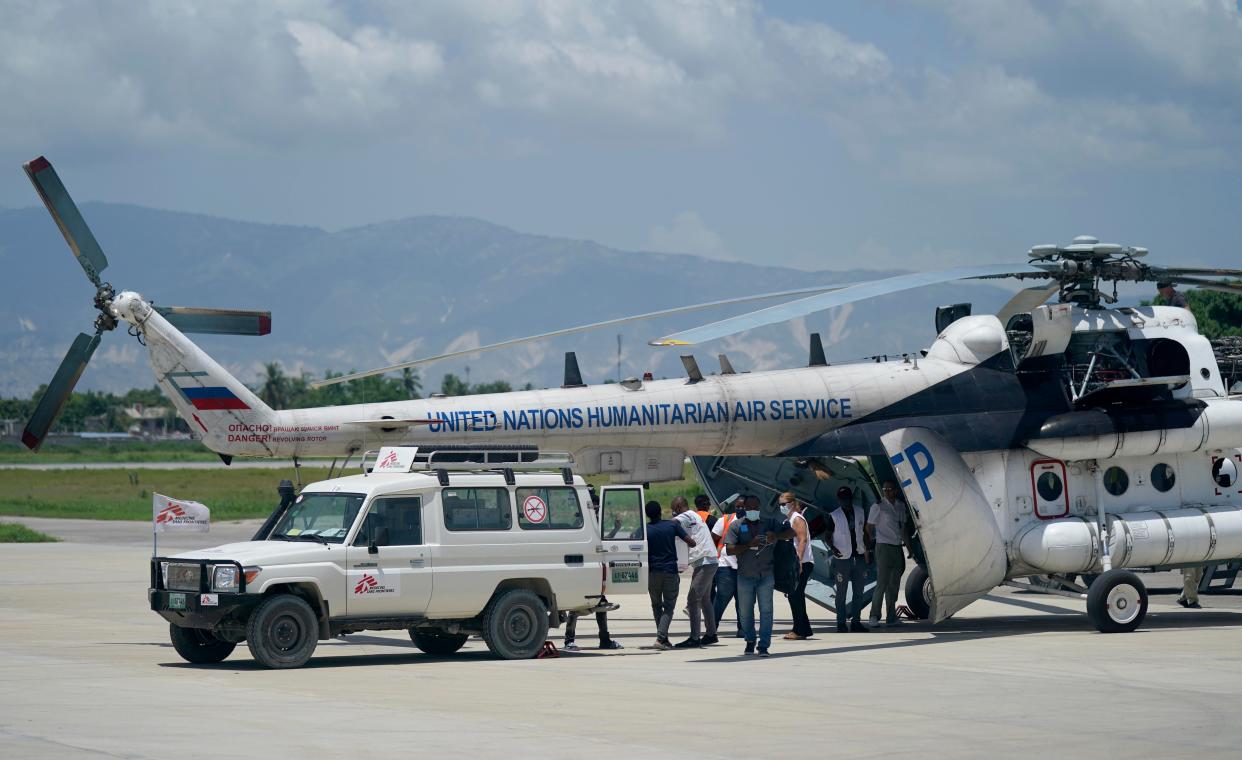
[516,487,584,530]
[352,496,422,547]
[442,487,513,531]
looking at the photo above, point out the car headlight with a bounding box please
[212,565,240,593]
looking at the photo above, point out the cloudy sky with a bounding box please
[1,0,1240,271]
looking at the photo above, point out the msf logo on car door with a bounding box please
[353,572,399,595]
[889,442,936,502]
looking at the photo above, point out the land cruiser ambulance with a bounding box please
[149,447,648,667]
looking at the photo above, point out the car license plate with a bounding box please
[168,593,187,610]
[612,569,639,583]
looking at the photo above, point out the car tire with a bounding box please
[246,594,319,669]
[169,623,236,664]
[904,564,932,620]
[1086,569,1147,633]
[409,628,469,655]
[481,588,549,660]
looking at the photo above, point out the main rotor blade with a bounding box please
[650,264,1052,346]
[155,306,272,336]
[22,331,102,450]
[309,282,855,388]
[23,156,109,287]
[996,283,1060,324]
[1165,276,1242,296]
[1150,267,1242,278]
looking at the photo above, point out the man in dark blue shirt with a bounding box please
[646,500,695,650]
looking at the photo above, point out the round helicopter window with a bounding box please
[1214,458,1238,489]
[1103,467,1129,497]
[1151,463,1176,493]
[1037,471,1063,502]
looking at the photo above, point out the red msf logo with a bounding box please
[354,574,379,594]
[156,504,186,524]
[378,451,399,469]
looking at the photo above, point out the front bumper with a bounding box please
[149,588,262,628]
[149,557,258,629]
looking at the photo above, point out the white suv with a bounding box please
[149,447,649,667]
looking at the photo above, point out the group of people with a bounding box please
[568,482,916,656]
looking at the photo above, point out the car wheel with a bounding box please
[481,589,549,660]
[169,623,236,664]
[409,628,469,655]
[246,594,319,669]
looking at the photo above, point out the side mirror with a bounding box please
[368,526,389,554]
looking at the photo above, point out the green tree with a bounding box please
[259,362,291,409]
[440,373,470,397]
[401,368,422,399]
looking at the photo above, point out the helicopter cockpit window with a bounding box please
[1151,463,1176,493]
[1102,467,1129,497]
[1036,471,1063,502]
[1213,457,1238,489]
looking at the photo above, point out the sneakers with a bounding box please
[837,623,848,633]
[700,634,719,646]
[562,642,581,652]
[673,637,702,649]
[654,638,674,650]
[850,621,869,633]
[886,618,904,627]
[599,640,624,650]
[1177,598,1201,609]
[757,647,770,657]
[744,641,756,655]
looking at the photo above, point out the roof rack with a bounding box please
[361,444,576,485]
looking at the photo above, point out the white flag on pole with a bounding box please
[153,493,211,533]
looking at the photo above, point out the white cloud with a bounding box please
[647,211,731,259]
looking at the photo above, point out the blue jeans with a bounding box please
[736,572,774,649]
[833,556,867,628]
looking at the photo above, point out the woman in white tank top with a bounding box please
[780,492,816,639]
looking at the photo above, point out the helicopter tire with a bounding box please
[1086,569,1147,633]
[904,565,932,620]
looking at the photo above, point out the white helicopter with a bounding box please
[19,156,1242,632]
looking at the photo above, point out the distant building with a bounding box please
[123,404,171,436]
[0,419,21,437]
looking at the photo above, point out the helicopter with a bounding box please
[17,155,1242,632]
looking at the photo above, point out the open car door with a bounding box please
[598,485,647,596]
[881,427,1007,622]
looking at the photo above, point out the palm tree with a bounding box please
[401,368,422,399]
[259,362,291,409]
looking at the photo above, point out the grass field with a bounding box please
[0,439,220,464]
[0,523,60,542]
[0,464,704,521]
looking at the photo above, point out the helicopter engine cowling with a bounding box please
[1026,398,1242,461]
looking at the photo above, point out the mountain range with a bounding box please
[0,203,1013,398]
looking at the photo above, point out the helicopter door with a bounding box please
[598,485,647,595]
[881,427,1006,623]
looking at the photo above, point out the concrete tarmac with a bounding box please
[3,521,1242,758]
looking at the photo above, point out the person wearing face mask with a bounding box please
[827,486,871,633]
[725,496,793,656]
[866,480,912,627]
[779,492,815,640]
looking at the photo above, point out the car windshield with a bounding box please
[270,492,365,544]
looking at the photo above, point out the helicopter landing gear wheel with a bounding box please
[1086,569,1147,633]
[904,565,932,620]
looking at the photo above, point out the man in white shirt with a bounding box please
[866,480,911,627]
[827,486,871,633]
[671,496,719,647]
